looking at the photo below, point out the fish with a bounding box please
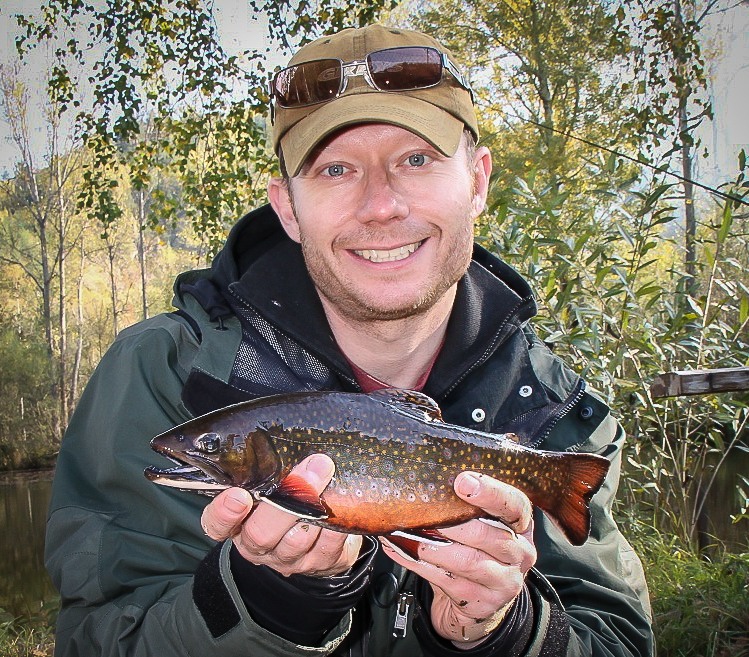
[145,388,610,550]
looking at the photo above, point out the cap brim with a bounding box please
[279,93,465,177]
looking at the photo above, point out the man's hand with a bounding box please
[381,472,537,648]
[200,454,362,577]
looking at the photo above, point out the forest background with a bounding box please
[0,0,748,655]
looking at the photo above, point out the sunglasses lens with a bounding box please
[273,59,342,107]
[367,47,443,91]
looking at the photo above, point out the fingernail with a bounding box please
[225,488,251,513]
[457,473,481,498]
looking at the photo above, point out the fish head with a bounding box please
[145,415,281,494]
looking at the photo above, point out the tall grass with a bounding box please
[0,614,53,657]
[626,517,749,657]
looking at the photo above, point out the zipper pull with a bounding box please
[392,592,414,639]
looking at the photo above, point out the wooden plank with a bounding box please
[650,367,749,398]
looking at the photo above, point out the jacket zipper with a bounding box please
[529,378,587,448]
[392,591,414,639]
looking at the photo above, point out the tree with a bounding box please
[624,0,737,297]
[0,61,85,440]
[16,0,399,245]
[400,0,644,342]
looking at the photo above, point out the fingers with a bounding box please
[236,453,334,555]
[200,488,253,541]
[201,454,362,578]
[454,472,534,535]
[380,472,537,646]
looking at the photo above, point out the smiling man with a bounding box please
[45,24,654,657]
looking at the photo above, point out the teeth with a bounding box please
[354,241,421,263]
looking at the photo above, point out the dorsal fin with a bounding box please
[369,388,444,423]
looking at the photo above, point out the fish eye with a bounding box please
[196,433,221,453]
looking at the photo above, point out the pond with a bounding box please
[0,470,57,620]
[0,452,747,623]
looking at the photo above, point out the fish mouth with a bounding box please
[353,240,423,263]
[144,463,230,492]
[146,442,234,491]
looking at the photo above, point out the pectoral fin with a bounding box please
[383,529,452,561]
[259,474,329,520]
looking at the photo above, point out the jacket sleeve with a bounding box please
[532,389,654,657]
[44,315,351,657]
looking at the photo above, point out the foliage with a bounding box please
[478,147,749,550]
[623,0,726,292]
[0,610,54,657]
[15,0,398,247]
[399,0,749,551]
[0,327,57,470]
[626,520,749,657]
[401,0,639,209]
[623,0,715,160]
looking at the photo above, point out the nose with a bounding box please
[355,169,408,224]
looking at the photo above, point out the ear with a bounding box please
[268,177,301,243]
[470,146,493,217]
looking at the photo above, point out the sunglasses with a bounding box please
[270,46,474,112]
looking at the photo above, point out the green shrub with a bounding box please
[627,518,749,657]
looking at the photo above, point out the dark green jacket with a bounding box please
[46,205,653,656]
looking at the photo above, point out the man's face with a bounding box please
[269,124,492,324]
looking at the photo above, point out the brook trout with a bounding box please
[145,388,609,547]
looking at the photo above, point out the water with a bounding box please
[0,470,57,620]
[0,454,746,622]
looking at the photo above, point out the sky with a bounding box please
[702,6,749,181]
[0,0,747,184]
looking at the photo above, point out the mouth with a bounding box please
[353,240,423,263]
[144,462,230,492]
[146,441,234,491]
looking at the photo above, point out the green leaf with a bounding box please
[717,200,733,243]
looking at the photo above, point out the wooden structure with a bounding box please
[650,366,749,399]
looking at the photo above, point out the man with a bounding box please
[45,24,654,657]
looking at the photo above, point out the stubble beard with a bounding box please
[298,218,474,325]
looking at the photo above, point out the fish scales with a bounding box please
[145,388,611,545]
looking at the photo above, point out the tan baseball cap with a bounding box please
[271,24,478,177]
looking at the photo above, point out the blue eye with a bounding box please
[408,153,427,166]
[326,164,345,177]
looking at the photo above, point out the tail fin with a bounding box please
[542,453,610,546]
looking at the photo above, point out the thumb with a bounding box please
[294,453,336,493]
[201,487,252,540]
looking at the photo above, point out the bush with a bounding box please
[627,517,749,657]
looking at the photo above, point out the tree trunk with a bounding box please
[69,241,85,409]
[137,188,149,320]
[674,0,699,298]
[107,235,119,337]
